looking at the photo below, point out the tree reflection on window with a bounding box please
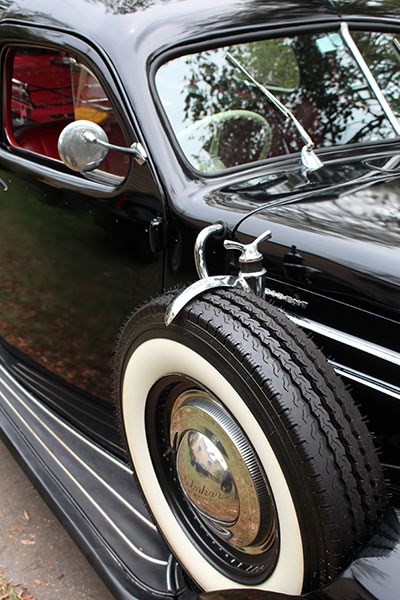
[156,30,399,173]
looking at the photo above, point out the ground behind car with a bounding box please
[0,439,115,599]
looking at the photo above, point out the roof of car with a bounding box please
[1,0,399,62]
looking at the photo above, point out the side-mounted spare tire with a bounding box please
[114,289,386,594]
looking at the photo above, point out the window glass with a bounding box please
[351,31,400,118]
[156,31,399,174]
[9,47,129,178]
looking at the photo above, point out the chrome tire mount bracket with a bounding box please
[165,223,272,325]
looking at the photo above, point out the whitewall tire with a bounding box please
[114,289,386,593]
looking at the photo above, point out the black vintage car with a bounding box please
[0,0,399,598]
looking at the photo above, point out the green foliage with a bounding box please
[159,29,400,167]
[234,39,300,90]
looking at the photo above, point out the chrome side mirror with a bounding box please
[58,120,147,173]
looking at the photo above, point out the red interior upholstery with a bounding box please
[13,119,73,160]
[13,118,129,177]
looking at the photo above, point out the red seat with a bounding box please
[13,119,73,160]
[13,118,129,177]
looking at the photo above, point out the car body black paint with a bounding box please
[0,1,399,599]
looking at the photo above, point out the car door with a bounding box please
[0,25,166,450]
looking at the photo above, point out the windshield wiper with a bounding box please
[226,52,323,171]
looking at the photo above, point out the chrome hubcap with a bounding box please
[170,389,278,556]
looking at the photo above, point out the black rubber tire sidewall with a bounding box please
[114,289,386,593]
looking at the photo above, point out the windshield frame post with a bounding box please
[340,22,400,137]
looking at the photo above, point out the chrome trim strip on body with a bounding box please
[10,362,127,464]
[2,363,132,473]
[285,313,400,367]
[264,288,308,309]
[330,361,400,401]
[0,383,168,566]
[0,364,157,532]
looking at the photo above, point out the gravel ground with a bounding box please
[0,438,115,600]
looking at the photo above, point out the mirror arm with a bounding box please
[83,131,147,165]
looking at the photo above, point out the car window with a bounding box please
[7,46,129,178]
[351,31,400,119]
[156,30,400,174]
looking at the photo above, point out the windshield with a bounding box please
[155,28,400,174]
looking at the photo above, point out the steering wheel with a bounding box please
[177,109,272,173]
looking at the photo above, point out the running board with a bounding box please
[2,356,400,600]
[0,361,193,600]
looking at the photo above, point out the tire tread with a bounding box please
[114,287,387,588]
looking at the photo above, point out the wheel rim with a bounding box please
[147,377,280,584]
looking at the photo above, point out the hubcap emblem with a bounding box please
[170,390,278,554]
[176,431,239,526]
